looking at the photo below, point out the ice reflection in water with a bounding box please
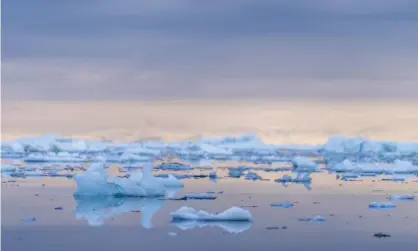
[73,192,174,228]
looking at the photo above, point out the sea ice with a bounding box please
[170,207,252,222]
[245,171,262,181]
[291,156,319,172]
[271,202,294,208]
[388,194,415,201]
[155,163,193,171]
[73,163,175,197]
[180,193,217,200]
[369,202,396,209]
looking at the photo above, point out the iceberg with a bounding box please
[73,163,179,197]
[170,207,252,222]
[291,156,319,172]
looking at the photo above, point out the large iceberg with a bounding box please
[73,163,182,197]
[170,207,252,222]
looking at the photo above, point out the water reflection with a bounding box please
[74,196,164,228]
[172,221,252,233]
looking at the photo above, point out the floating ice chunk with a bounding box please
[329,159,357,172]
[275,174,293,183]
[172,221,251,233]
[245,171,262,181]
[338,172,360,180]
[1,164,16,173]
[390,160,418,174]
[120,152,152,163]
[271,202,294,208]
[156,174,184,188]
[168,232,178,237]
[21,217,36,222]
[311,216,326,222]
[181,193,217,200]
[155,163,193,171]
[388,194,415,201]
[298,216,326,222]
[293,172,312,183]
[292,156,319,171]
[229,168,245,178]
[369,202,396,209]
[170,207,252,222]
[73,163,166,197]
[24,153,88,163]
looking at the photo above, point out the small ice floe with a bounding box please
[374,232,391,238]
[388,194,415,201]
[259,167,286,172]
[155,163,193,171]
[298,216,326,222]
[168,232,178,237]
[180,193,217,200]
[338,172,360,180]
[21,217,36,222]
[274,174,293,183]
[368,202,396,209]
[291,156,319,172]
[228,168,246,178]
[245,171,262,181]
[170,207,252,222]
[271,202,294,208]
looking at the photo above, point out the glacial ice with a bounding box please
[170,207,252,222]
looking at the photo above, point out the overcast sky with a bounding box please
[2,0,418,100]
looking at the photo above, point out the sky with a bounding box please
[2,0,418,100]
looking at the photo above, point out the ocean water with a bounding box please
[2,165,418,251]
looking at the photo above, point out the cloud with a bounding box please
[2,0,418,100]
